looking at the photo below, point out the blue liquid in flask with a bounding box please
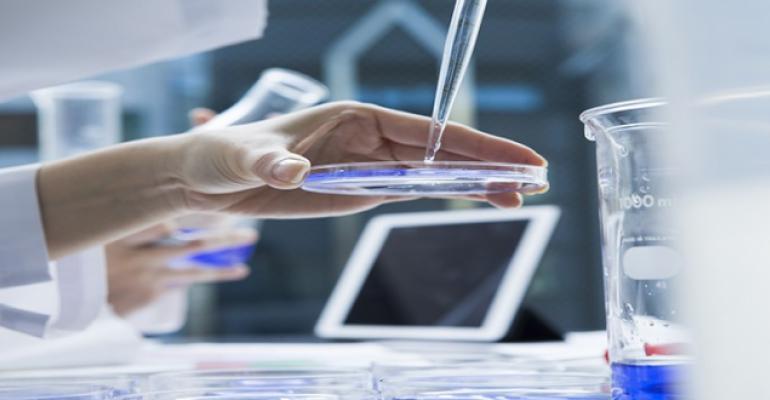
[611,363,686,400]
[175,228,255,268]
[187,243,255,268]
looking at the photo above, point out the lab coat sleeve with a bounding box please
[0,0,268,100]
[0,165,50,290]
[0,165,108,337]
[0,165,53,336]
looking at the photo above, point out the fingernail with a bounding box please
[272,158,310,184]
[532,183,550,194]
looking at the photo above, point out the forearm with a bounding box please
[37,136,187,259]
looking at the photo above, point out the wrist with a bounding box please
[38,136,189,258]
[150,134,194,214]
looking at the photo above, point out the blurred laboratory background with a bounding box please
[0,0,654,338]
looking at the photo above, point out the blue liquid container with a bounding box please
[611,363,686,400]
[173,228,255,268]
[186,243,255,268]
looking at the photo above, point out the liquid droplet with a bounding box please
[656,281,667,289]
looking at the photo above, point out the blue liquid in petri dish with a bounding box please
[303,162,548,196]
[611,363,686,400]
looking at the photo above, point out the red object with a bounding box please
[602,342,687,364]
[644,342,688,356]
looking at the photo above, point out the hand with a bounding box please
[105,221,257,316]
[170,102,548,218]
[37,102,547,259]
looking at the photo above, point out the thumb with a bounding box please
[249,150,311,190]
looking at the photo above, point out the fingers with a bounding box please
[414,193,524,208]
[365,104,547,166]
[189,108,217,128]
[159,265,250,286]
[485,192,524,208]
[388,193,522,209]
[140,239,209,261]
[189,227,258,253]
[384,142,477,163]
[248,150,311,190]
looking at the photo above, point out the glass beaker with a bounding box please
[131,69,328,334]
[31,81,122,161]
[580,99,689,399]
[198,68,329,130]
[174,67,330,264]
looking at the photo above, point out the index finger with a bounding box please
[369,105,547,166]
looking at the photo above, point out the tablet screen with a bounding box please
[343,220,530,327]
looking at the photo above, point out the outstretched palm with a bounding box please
[182,102,547,218]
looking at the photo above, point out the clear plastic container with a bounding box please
[371,359,564,391]
[580,99,688,398]
[0,383,114,400]
[384,388,609,400]
[117,393,346,400]
[147,368,373,392]
[0,377,139,397]
[30,81,122,161]
[379,371,609,400]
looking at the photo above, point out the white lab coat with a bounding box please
[0,0,267,339]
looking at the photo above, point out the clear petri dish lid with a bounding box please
[372,362,566,393]
[148,368,373,391]
[301,161,548,196]
[0,384,112,400]
[384,387,610,400]
[379,371,609,396]
[373,359,561,381]
[116,392,347,400]
[0,376,139,397]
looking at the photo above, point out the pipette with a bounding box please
[425,0,488,162]
[301,0,548,196]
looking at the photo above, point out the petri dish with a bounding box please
[148,368,373,392]
[116,393,345,400]
[301,161,548,196]
[378,371,609,398]
[0,376,139,397]
[0,384,112,400]
[384,388,610,400]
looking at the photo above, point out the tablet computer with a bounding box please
[315,206,560,341]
